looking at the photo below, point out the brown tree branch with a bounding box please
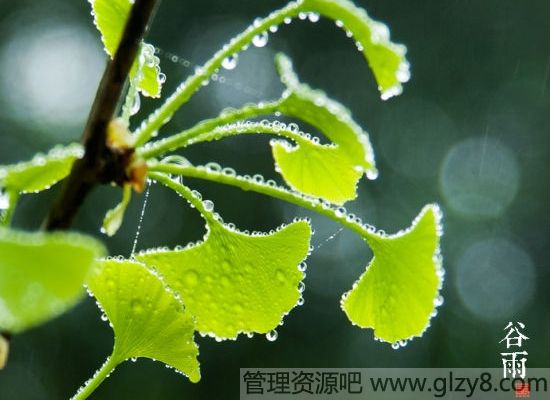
[44,0,160,231]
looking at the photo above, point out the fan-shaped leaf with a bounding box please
[87,259,200,382]
[0,227,105,334]
[89,0,164,97]
[300,0,410,99]
[0,143,82,195]
[136,174,312,340]
[101,185,132,237]
[271,138,361,204]
[341,205,443,344]
[273,53,376,204]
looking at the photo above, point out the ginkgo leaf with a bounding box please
[0,143,82,195]
[341,204,444,344]
[136,173,312,340]
[273,53,376,204]
[271,137,362,205]
[87,259,200,382]
[0,227,105,334]
[89,0,164,97]
[89,0,132,56]
[300,0,410,99]
[101,185,132,237]
[132,44,163,98]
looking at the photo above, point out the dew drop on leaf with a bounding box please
[203,200,214,212]
[298,262,307,272]
[307,12,320,23]
[252,31,269,47]
[183,270,199,287]
[0,189,9,210]
[266,330,278,342]
[221,54,238,70]
[130,93,141,116]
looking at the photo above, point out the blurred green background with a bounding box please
[1,0,549,398]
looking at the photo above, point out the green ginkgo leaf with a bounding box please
[0,227,105,334]
[341,204,443,344]
[87,259,200,382]
[101,185,132,237]
[89,0,164,97]
[271,138,361,205]
[300,0,410,99]
[136,173,312,340]
[0,143,82,195]
[273,53,376,204]
[89,0,132,56]
[132,44,163,98]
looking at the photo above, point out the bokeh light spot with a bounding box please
[455,238,535,321]
[440,137,520,218]
[0,19,103,138]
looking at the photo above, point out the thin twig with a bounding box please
[44,0,160,231]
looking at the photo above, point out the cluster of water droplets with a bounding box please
[142,43,166,84]
[130,183,151,255]
[70,356,115,399]
[206,120,326,148]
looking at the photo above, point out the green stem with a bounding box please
[138,101,282,159]
[71,355,120,400]
[148,163,378,241]
[181,121,306,146]
[133,0,303,147]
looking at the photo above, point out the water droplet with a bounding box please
[434,295,444,307]
[275,269,286,283]
[130,93,141,116]
[222,54,238,70]
[100,313,108,322]
[298,282,305,293]
[298,262,307,272]
[158,72,167,84]
[222,167,236,177]
[335,207,346,218]
[297,296,305,306]
[283,17,292,24]
[287,122,299,133]
[266,329,278,342]
[0,189,10,210]
[183,270,199,287]
[220,276,230,287]
[391,342,400,350]
[131,300,144,314]
[307,12,320,23]
[203,200,214,212]
[252,31,269,47]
